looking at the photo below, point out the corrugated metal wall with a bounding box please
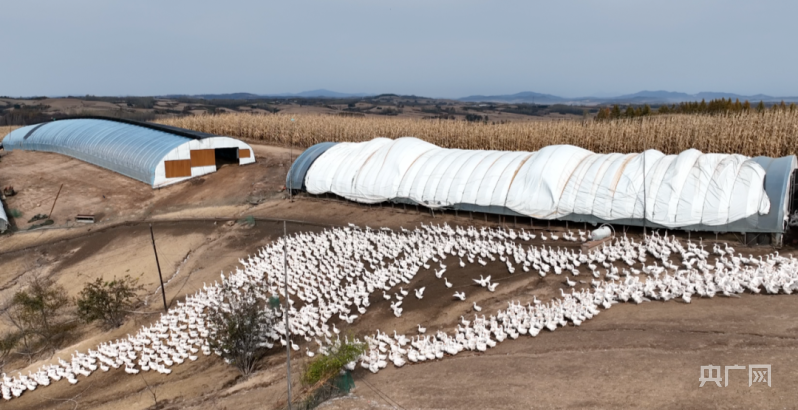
[4,119,189,186]
[3,119,257,188]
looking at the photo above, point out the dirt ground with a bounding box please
[1,145,798,409]
[0,144,297,232]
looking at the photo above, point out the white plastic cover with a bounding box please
[0,198,7,233]
[304,137,771,227]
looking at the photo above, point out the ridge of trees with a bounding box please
[595,98,797,121]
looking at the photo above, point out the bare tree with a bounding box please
[206,281,277,376]
[0,331,19,372]
[4,302,36,362]
[5,276,76,359]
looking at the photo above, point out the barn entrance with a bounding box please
[215,148,239,167]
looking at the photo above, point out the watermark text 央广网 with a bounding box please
[699,364,771,387]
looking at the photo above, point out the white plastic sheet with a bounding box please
[0,199,7,233]
[303,137,771,227]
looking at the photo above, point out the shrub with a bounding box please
[206,281,277,376]
[238,216,256,227]
[0,331,19,372]
[9,209,22,218]
[76,275,144,329]
[302,336,365,386]
[546,104,585,116]
[5,276,75,358]
[465,114,487,123]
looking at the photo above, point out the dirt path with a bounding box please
[346,293,798,409]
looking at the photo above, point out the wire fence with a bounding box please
[280,371,355,410]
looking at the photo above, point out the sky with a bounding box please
[1,0,797,99]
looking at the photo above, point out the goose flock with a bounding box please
[3,223,798,401]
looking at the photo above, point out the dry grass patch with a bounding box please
[0,126,19,141]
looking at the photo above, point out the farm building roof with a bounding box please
[287,137,797,234]
[3,118,254,188]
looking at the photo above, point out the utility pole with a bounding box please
[48,184,63,219]
[642,150,647,237]
[283,220,292,409]
[149,224,168,312]
[289,118,295,202]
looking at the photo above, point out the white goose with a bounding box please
[415,287,426,299]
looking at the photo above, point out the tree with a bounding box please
[641,104,651,116]
[0,331,19,372]
[756,100,766,112]
[624,106,636,117]
[6,276,75,358]
[77,275,144,329]
[610,104,622,119]
[595,107,611,121]
[206,281,277,376]
[657,105,670,114]
[5,306,32,358]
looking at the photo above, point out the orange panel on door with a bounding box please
[165,160,192,178]
[190,149,216,166]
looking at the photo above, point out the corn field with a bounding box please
[162,110,793,157]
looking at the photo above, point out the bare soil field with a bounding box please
[1,144,797,409]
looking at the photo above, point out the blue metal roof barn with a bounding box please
[3,118,255,188]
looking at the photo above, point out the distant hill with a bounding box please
[163,89,798,104]
[163,93,262,100]
[608,90,694,102]
[289,89,373,98]
[694,92,753,100]
[459,91,566,104]
[460,90,798,104]
[162,89,374,100]
[605,90,796,103]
